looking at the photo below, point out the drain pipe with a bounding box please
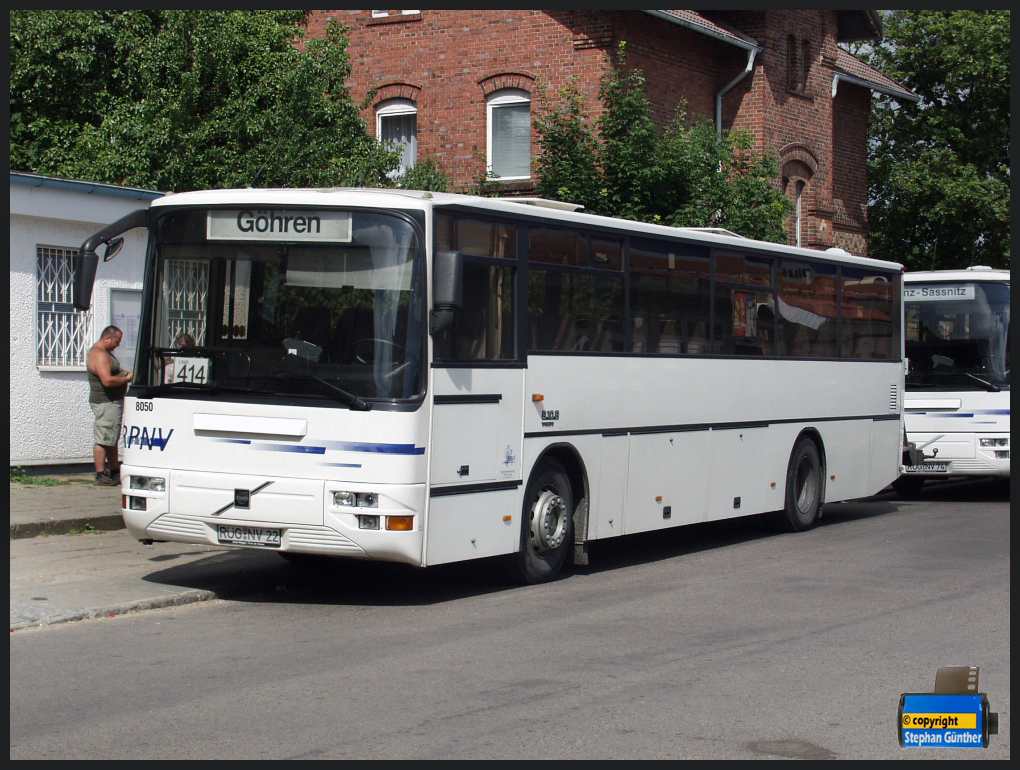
[716,47,759,138]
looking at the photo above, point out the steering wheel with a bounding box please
[352,338,406,365]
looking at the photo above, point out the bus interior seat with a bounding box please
[686,322,707,355]
[588,318,621,352]
[631,314,648,353]
[656,320,681,354]
[289,306,332,350]
[532,313,575,351]
[329,307,374,363]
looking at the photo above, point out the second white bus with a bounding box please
[895,266,1010,495]
[74,188,905,582]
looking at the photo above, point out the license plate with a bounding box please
[216,524,281,548]
[903,462,949,474]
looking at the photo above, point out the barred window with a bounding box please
[36,246,94,367]
[161,259,209,347]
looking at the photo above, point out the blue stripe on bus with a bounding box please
[253,444,327,455]
[930,412,1007,418]
[207,437,424,456]
[910,410,1008,416]
[321,441,426,455]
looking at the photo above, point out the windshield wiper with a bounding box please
[275,373,372,411]
[962,372,1001,392]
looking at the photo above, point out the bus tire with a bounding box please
[891,475,925,497]
[278,552,330,567]
[771,436,823,533]
[516,458,573,584]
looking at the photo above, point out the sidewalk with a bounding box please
[10,478,287,631]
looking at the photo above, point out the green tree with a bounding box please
[10,11,450,192]
[535,45,791,243]
[863,10,1009,270]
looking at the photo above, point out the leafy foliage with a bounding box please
[397,155,450,193]
[535,45,791,243]
[9,11,454,192]
[862,10,1009,270]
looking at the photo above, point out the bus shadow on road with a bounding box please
[572,497,896,577]
[141,545,529,607]
[141,479,1005,607]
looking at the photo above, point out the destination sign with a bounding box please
[207,209,352,242]
[903,284,976,301]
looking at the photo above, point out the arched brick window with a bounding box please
[376,98,417,176]
[486,89,531,180]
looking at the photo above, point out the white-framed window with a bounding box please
[795,180,806,247]
[487,89,531,180]
[36,245,94,369]
[376,98,418,177]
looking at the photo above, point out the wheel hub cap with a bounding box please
[530,489,567,552]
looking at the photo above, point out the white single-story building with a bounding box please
[10,172,163,470]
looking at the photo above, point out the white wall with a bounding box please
[9,175,161,466]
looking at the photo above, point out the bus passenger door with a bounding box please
[426,366,524,565]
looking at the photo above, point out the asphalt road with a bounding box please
[9,479,1010,759]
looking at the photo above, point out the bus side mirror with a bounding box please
[73,249,100,312]
[73,208,149,311]
[431,250,463,335]
[103,237,125,262]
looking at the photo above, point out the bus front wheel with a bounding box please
[891,475,925,497]
[770,436,823,533]
[516,458,573,584]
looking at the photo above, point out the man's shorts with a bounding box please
[91,401,123,446]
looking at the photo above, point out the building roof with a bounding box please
[646,10,885,49]
[10,171,163,201]
[833,48,918,103]
[836,10,884,42]
[644,11,759,51]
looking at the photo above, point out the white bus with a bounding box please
[74,188,905,583]
[894,266,1010,495]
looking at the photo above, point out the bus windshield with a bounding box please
[142,207,425,404]
[904,281,1010,390]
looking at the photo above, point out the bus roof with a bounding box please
[149,187,904,272]
[905,266,1010,283]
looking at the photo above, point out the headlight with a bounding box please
[129,476,166,492]
[332,490,378,508]
[332,490,357,506]
[979,438,1008,448]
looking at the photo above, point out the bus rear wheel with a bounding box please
[515,458,573,584]
[770,436,823,532]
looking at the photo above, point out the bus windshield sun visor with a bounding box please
[74,208,149,311]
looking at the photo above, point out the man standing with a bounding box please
[87,326,133,486]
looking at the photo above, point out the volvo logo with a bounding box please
[211,481,274,517]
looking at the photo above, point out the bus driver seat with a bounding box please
[285,305,332,361]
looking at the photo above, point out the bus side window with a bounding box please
[446,262,515,361]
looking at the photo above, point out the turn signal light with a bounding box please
[386,516,414,531]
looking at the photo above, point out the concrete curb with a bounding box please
[9,588,223,631]
[10,514,125,540]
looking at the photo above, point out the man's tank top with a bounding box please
[88,347,127,404]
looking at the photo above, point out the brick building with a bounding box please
[302,10,914,256]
